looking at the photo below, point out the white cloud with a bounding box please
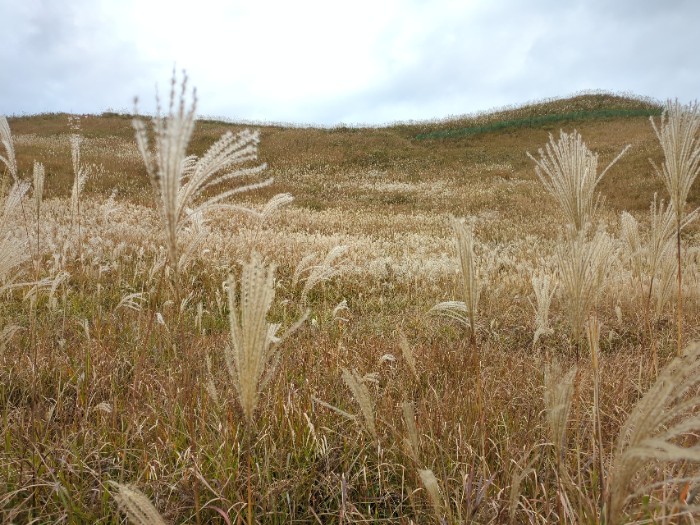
[1,0,699,124]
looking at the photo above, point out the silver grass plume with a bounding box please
[430,217,482,340]
[620,196,688,318]
[224,255,306,424]
[531,270,557,347]
[650,100,700,228]
[399,329,419,380]
[528,130,629,232]
[606,343,700,524]
[341,367,377,439]
[292,245,348,302]
[133,72,271,267]
[620,211,643,284]
[257,192,294,223]
[654,253,677,318]
[555,227,613,349]
[402,401,420,463]
[0,181,30,283]
[33,161,45,213]
[650,100,700,355]
[419,469,446,524]
[111,483,167,525]
[69,133,88,219]
[0,116,17,182]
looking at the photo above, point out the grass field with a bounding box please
[3,91,700,524]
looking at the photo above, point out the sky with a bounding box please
[1,0,698,126]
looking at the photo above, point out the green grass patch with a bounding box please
[416,107,663,140]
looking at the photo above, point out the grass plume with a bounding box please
[606,343,700,523]
[133,72,271,267]
[222,255,306,424]
[650,100,700,355]
[528,129,629,232]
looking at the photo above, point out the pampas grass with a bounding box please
[650,100,700,355]
[0,181,30,284]
[606,343,700,524]
[555,227,613,353]
[402,401,420,463]
[544,362,576,475]
[431,217,482,346]
[223,255,306,424]
[531,270,557,347]
[528,130,629,232]
[293,244,349,303]
[133,72,271,267]
[0,115,17,183]
[419,469,447,524]
[651,100,700,230]
[341,367,378,439]
[111,483,167,525]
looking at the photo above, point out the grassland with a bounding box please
[3,93,700,524]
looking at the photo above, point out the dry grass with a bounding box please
[3,92,700,524]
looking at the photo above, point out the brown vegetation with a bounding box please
[3,92,700,524]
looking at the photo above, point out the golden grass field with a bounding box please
[3,92,700,524]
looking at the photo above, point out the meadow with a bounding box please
[2,84,700,524]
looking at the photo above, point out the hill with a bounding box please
[5,93,677,213]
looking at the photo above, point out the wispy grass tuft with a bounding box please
[111,483,167,525]
[221,254,306,424]
[341,367,378,440]
[133,72,271,267]
[431,217,482,346]
[650,100,700,355]
[606,343,700,523]
[555,227,613,353]
[528,130,629,232]
[0,115,17,183]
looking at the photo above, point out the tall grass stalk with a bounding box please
[430,217,482,349]
[605,343,700,524]
[223,255,306,424]
[531,270,557,349]
[587,316,605,513]
[133,72,271,273]
[0,115,17,183]
[544,361,576,523]
[650,100,700,356]
[555,227,612,356]
[528,130,629,232]
[111,483,167,525]
[620,195,689,372]
[218,255,306,524]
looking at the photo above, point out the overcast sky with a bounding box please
[1,0,698,126]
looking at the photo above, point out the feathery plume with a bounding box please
[544,362,576,474]
[430,217,482,342]
[531,270,557,347]
[223,255,306,423]
[0,181,30,283]
[293,245,348,302]
[0,115,17,182]
[341,367,377,439]
[606,343,700,523]
[650,100,700,228]
[399,330,419,380]
[402,401,420,463]
[528,129,629,232]
[650,100,700,355]
[419,469,446,523]
[33,161,45,212]
[133,71,271,267]
[555,227,612,350]
[111,483,167,525]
